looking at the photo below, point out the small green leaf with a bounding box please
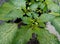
[22,17,33,24]
[29,3,39,11]
[26,12,32,18]
[32,12,39,19]
[39,2,45,9]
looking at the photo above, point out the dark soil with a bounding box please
[27,33,39,44]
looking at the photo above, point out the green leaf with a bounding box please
[37,18,46,27]
[32,12,39,19]
[22,17,33,24]
[52,17,60,34]
[48,4,59,12]
[0,8,24,20]
[45,0,53,4]
[33,27,60,44]
[10,0,26,10]
[4,9,24,20]
[26,12,32,18]
[0,23,17,44]
[0,1,25,21]
[0,2,14,20]
[49,12,60,16]
[29,3,39,11]
[12,26,60,44]
[45,0,60,12]
[39,2,45,9]
[12,26,33,44]
[40,13,55,22]
[0,2,14,14]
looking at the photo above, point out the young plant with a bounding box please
[0,0,60,44]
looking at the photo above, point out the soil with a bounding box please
[27,33,39,44]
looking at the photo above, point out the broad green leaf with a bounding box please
[0,2,14,15]
[4,9,24,20]
[0,1,25,21]
[10,0,26,10]
[12,26,33,44]
[45,0,60,12]
[33,27,60,44]
[0,2,14,20]
[52,17,60,34]
[0,23,17,44]
[0,9,24,20]
[40,13,55,22]
[47,3,59,12]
